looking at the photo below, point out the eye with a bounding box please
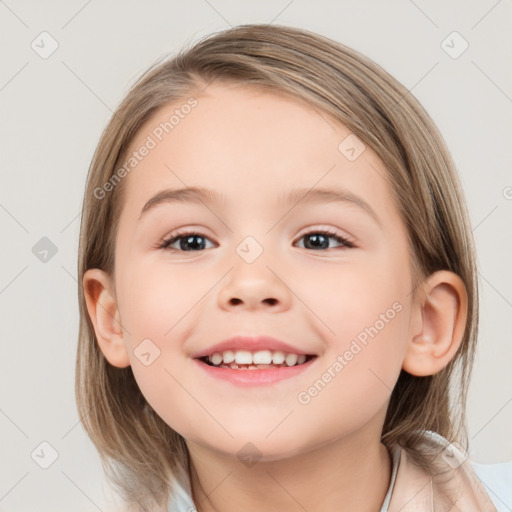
[158,230,216,252]
[295,228,355,251]
[158,228,355,253]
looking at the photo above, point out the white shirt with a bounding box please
[167,431,512,511]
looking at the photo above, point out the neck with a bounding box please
[187,425,392,512]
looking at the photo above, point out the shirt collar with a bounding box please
[386,430,497,511]
[167,431,497,512]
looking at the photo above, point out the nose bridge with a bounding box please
[230,231,275,286]
[235,233,268,266]
[217,229,290,309]
[228,202,280,265]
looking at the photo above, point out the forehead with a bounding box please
[120,82,397,224]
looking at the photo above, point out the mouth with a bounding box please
[196,350,318,370]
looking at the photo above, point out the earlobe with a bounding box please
[402,270,468,377]
[82,268,131,368]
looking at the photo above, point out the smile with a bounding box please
[194,351,318,387]
[199,349,316,369]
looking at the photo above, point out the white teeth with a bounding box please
[252,350,272,364]
[234,350,252,365]
[285,353,298,366]
[210,353,223,365]
[272,351,285,364]
[222,350,235,364]
[207,349,310,367]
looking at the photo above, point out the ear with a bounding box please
[402,270,468,376]
[82,268,131,368]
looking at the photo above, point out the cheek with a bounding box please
[297,257,408,347]
[297,258,410,396]
[118,260,200,343]
[115,263,208,433]
[293,303,410,443]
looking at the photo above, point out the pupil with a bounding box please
[305,233,328,250]
[181,235,205,251]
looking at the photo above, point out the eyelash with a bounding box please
[157,228,355,252]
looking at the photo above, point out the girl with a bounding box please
[76,24,510,511]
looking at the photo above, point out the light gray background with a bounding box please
[1,1,511,510]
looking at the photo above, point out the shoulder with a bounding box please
[470,460,512,512]
[391,430,507,511]
[419,431,512,511]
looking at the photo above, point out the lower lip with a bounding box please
[193,357,317,386]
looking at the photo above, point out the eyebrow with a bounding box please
[138,186,380,226]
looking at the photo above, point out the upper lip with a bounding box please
[191,335,316,359]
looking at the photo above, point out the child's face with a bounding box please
[109,82,417,459]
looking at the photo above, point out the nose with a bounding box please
[229,295,278,307]
[217,256,292,312]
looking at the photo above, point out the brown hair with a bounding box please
[76,23,478,511]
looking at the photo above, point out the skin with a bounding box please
[83,82,468,512]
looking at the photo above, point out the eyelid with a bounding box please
[294,224,356,245]
[159,224,357,251]
[158,228,217,250]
